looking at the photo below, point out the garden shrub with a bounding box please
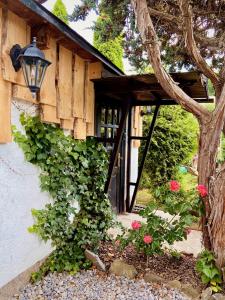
[139,106,198,191]
[118,180,204,257]
[13,114,114,281]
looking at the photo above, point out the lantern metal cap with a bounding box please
[18,37,50,65]
[10,37,51,72]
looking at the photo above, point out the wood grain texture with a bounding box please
[85,62,102,124]
[60,118,74,130]
[41,104,60,124]
[74,117,86,140]
[86,122,94,137]
[1,9,31,86]
[58,45,73,119]
[133,106,139,129]
[88,62,102,80]
[0,78,12,143]
[133,107,142,148]
[12,84,37,103]
[72,54,85,119]
[40,37,57,106]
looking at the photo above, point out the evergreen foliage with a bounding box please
[13,115,114,280]
[140,106,198,190]
[94,15,124,71]
[52,0,68,25]
[70,1,225,71]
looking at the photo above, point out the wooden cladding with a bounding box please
[0,78,11,143]
[132,106,143,148]
[0,8,103,143]
[40,37,57,106]
[73,54,85,119]
[1,9,31,86]
[58,45,73,120]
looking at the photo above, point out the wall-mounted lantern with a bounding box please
[10,37,51,97]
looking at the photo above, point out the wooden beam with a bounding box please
[132,98,213,106]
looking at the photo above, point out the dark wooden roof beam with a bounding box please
[132,98,214,106]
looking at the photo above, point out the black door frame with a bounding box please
[95,98,130,212]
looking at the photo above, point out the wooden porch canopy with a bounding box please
[93,71,211,105]
[94,71,212,213]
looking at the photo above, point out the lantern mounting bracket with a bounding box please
[10,44,22,72]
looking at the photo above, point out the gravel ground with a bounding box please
[13,270,189,300]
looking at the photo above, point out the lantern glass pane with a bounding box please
[21,58,36,87]
[20,59,29,86]
[35,59,47,88]
[20,57,49,92]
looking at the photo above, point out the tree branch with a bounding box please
[179,0,221,96]
[131,0,210,122]
[148,8,223,50]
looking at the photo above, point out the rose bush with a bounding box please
[117,181,206,257]
[169,180,181,192]
[131,220,142,230]
[197,184,208,197]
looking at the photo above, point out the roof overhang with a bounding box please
[0,0,124,76]
[93,71,214,106]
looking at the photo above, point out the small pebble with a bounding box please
[13,270,189,300]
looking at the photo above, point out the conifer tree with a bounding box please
[94,15,124,71]
[52,0,68,25]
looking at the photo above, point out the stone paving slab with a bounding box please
[109,212,203,257]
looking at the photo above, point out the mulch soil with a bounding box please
[98,241,205,290]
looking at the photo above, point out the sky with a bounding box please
[44,0,96,44]
[43,0,133,73]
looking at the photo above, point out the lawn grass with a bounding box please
[179,172,197,191]
[136,188,153,206]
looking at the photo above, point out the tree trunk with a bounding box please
[209,165,225,275]
[198,115,225,271]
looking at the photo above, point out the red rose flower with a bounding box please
[197,184,208,197]
[143,235,153,244]
[169,180,181,192]
[131,220,142,230]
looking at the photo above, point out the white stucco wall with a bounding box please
[130,147,139,199]
[0,100,53,288]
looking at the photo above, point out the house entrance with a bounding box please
[96,101,126,212]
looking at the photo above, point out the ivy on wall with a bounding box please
[13,114,114,280]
